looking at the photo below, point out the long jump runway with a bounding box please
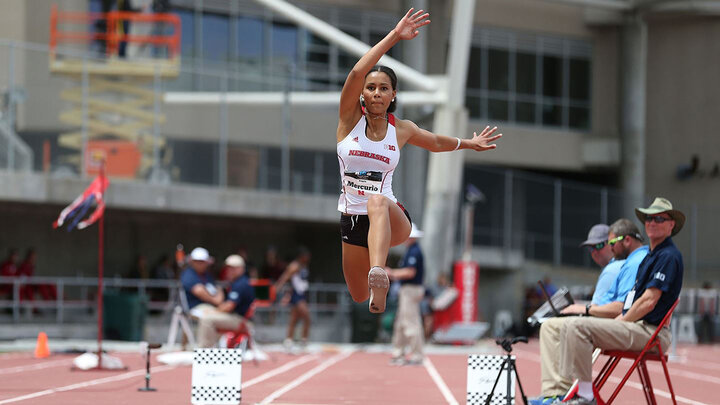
[0,340,717,404]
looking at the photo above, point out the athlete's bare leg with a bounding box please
[287,306,299,340]
[342,243,372,303]
[366,195,412,266]
[296,300,310,340]
[341,195,411,312]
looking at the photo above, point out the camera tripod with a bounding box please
[484,336,528,405]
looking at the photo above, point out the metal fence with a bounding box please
[0,276,352,325]
[464,165,720,277]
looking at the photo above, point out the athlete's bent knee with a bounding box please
[349,289,369,303]
[366,194,388,215]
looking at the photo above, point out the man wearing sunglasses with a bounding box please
[532,220,647,405]
[541,198,685,405]
[561,219,648,318]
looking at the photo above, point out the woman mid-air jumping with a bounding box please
[337,8,501,313]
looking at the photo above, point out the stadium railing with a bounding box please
[0,276,352,325]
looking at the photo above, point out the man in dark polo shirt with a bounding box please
[386,223,425,365]
[535,198,685,405]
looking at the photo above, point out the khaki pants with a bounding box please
[540,316,671,396]
[193,303,247,348]
[391,284,425,360]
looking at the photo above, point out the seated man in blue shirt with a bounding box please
[195,254,256,348]
[539,198,684,405]
[533,219,648,405]
[180,247,224,315]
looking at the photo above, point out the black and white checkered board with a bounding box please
[466,354,515,405]
[191,349,243,405]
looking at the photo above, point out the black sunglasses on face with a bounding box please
[645,215,671,224]
[588,241,606,251]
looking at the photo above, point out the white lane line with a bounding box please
[0,359,74,375]
[423,357,459,405]
[243,354,318,388]
[0,365,176,404]
[258,350,354,405]
[606,376,707,405]
[646,362,720,385]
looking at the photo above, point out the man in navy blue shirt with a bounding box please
[196,254,256,348]
[537,198,685,405]
[180,247,223,312]
[386,223,425,365]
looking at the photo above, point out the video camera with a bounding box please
[495,336,528,353]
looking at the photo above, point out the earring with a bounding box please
[360,95,365,105]
[392,98,395,102]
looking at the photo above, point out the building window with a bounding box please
[172,3,402,92]
[466,28,592,131]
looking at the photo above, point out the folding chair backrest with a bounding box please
[179,285,191,313]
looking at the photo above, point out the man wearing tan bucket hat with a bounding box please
[532,197,685,405]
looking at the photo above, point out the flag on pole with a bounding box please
[53,174,109,231]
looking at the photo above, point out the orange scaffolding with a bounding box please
[50,4,181,60]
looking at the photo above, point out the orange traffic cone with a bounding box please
[34,332,50,358]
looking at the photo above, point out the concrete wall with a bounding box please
[645,16,720,275]
[646,16,720,206]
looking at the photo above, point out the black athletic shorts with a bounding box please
[340,202,411,248]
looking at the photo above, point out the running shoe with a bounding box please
[553,397,596,405]
[528,395,561,405]
[283,337,293,353]
[368,266,389,313]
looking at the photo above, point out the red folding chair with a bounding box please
[593,299,680,405]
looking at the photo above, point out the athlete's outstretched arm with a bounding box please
[400,120,502,153]
[337,9,430,125]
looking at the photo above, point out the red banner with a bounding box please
[452,260,479,323]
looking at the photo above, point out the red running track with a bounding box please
[0,340,717,404]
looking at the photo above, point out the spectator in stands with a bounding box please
[533,198,685,405]
[0,248,19,299]
[531,219,648,405]
[275,247,312,351]
[386,223,425,365]
[180,247,224,315]
[127,254,150,280]
[196,254,256,348]
[153,254,175,280]
[151,254,175,303]
[697,281,716,344]
[261,245,286,282]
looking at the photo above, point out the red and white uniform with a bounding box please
[337,114,400,215]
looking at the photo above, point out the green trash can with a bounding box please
[350,301,380,343]
[103,290,147,341]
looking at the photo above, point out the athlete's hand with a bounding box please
[468,126,502,152]
[393,8,430,41]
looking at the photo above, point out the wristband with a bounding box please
[453,137,462,151]
[585,303,592,316]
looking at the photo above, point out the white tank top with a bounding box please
[337,114,400,215]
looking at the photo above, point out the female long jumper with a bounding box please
[336,8,501,313]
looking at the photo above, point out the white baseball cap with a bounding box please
[409,223,424,238]
[190,247,212,262]
[224,254,245,268]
